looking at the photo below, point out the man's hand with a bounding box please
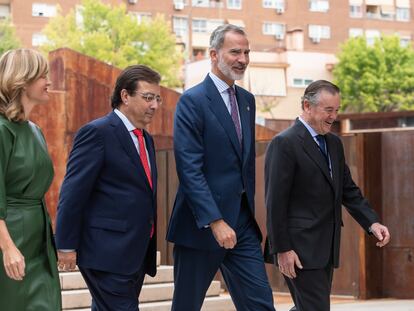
[370,222,391,247]
[210,219,237,249]
[2,243,25,281]
[57,251,77,271]
[277,250,303,279]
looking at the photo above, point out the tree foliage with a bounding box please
[333,36,414,112]
[0,19,21,56]
[41,0,183,87]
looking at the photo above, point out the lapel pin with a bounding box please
[247,106,250,111]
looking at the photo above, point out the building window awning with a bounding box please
[381,5,395,14]
[396,0,410,8]
[365,0,393,5]
[227,19,245,28]
[349,0,363,5]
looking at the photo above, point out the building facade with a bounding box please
[1,0,413,119]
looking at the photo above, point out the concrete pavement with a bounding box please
[275,299,414,311]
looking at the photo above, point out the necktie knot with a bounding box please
[132,128,143,137]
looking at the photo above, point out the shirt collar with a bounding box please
[298,116,319,138]
[209,72,235,94]
[114,109,136,132]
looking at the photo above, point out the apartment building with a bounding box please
[1,0,412,118]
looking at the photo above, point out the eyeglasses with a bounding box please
[134,91,162,105]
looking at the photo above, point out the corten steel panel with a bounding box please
[156,151,169,265]
[381,130,414,298]
[166,150,179,265]
[360,133,384,299]
[383,247,414,298]
[30,91,66,226]
[331,133,361,297]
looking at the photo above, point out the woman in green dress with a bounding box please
[0,49,61,310]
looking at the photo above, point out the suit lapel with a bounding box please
[204,76,242,160]
[325,134,340,196]
[110,112,153,190]
[297,121,335,191]
[236,86,252,165]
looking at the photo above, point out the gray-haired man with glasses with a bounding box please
[56,65,161,311]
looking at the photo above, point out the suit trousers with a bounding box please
[79,251,149,311]
[171,199,275,311]
[284,264,334,311]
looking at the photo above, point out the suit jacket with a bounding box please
[55,111,157,276]
[167,75,259,250]
[264,119,379,269]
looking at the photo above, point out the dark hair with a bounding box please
[111,65,161,109]
[301,80,340,109]
[210,24,246,51]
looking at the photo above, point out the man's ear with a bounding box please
[120,89,129,105]
[210,48,218,62]
[303,100,312,113]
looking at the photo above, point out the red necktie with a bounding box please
[132,129,153,189]
[132,129,154,238]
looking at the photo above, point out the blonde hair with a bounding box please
[0,48,49,122]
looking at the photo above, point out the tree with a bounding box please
[0,19,21,56]
[333,36,414,112]
[41,0,183,87]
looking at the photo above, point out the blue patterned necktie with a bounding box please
[227,87,242,146]
[316,134,329,164]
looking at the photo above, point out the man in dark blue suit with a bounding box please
[167,24,275,311]
[55,65,161,311]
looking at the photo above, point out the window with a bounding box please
[349,28,363,38]
[192,19,223,33]
[192,19,207,33]
[349,5,362,18]
[396,7,410,21]
[130,12,152,24]
[0,5,10,19]
[32,33,48,46]
[32,3,57,17]
[207,19,224,32]
[380,5,395,20]
[309,0,329,12]
[173,17,188,38]
[262,22,285,38]
[308,25,330,40]
[263,0,284,10]
[227,0,242,9]
[293,78,313,87]
[366,5,380,19]
[400,36,411,47]
[365,29,380,45]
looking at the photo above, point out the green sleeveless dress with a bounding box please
[0,116,61,311]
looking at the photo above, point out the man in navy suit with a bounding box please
[55,65,161,311]
[167,24,275,311]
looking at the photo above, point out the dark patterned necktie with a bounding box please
[227,87,242,146]
[316,134,329,165]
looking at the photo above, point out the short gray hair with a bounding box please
[301,80,340,109]
[209,24,246,51]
